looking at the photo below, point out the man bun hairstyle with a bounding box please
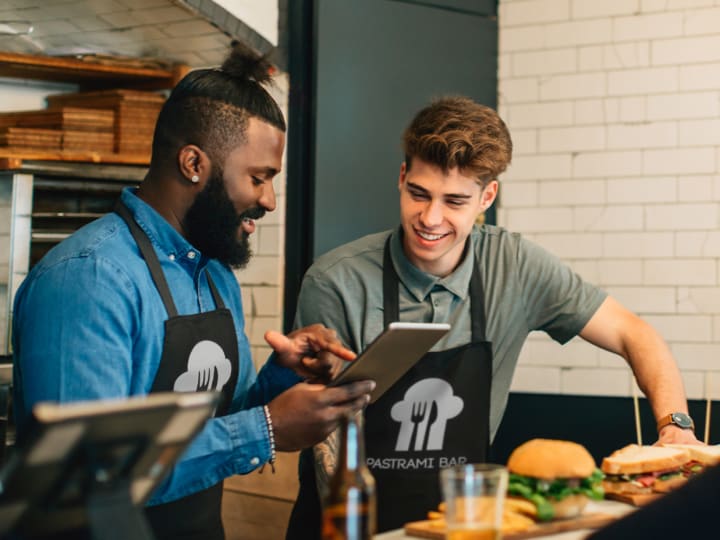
[215,41,286,131]
[151,40,286,167]
[402,96,512,186]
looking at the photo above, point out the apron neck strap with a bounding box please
[206,272,226,309]
[382,234,486,341]
[115,200,179,318]
[468,247,486,341]
[382,237,400,328]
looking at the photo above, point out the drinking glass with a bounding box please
[439,463,508,540]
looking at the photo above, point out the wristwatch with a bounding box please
[656,412,694,433]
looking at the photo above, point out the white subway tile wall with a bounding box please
[509,365,562,394]
[234,256,282,287]
[500,0,720,399]
[534,233,603,259]
[251,287,281,318]
[561,367,632,397]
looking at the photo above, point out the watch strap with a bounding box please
[656,412,694,433]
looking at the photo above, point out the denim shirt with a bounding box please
[12,188,300,505]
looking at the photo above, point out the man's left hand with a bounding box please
[265,324,356,383]
[656,425,704,445]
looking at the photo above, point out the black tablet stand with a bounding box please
[0,392,219,540]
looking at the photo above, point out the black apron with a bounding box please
[286,238,493,537]
[115,202,239,540]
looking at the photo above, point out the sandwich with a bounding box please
[601,444,691,495]
[654,444,720,492]
[506,438,604,521]
[662,443,720,467]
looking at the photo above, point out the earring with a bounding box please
[190,175,200,183]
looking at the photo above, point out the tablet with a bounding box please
[329,322,451,403]
[0,391,220,538]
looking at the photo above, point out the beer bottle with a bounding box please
[321,412,376,540]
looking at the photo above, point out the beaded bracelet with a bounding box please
[262,404,276,473]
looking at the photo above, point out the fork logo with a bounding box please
[390,378,463,452]
[173,340,232,393]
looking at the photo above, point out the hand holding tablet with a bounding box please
[328,322,451,403]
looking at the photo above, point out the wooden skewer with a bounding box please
[704,372,712,445]
[633,382,642,446]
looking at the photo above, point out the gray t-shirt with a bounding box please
[295,224,607,439]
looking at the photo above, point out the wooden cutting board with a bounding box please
[405,513,617,539]
[62,130,114,152]
[0,127,62,149]
[0,108,114,131]
[604,492,661,507]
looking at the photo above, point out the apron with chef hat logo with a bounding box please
[115,201,239,540]
[286,237,493,539]
[362,238,493,533]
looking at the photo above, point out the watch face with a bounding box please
[671,412,693,429]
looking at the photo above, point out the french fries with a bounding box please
[425,496,536,534]
[504,496,537,519]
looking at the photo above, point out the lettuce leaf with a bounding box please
[507,468,605,521]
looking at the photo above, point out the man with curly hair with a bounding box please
[286,96,699,536]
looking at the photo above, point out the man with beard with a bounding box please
[11,43,373,540]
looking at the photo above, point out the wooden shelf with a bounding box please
[0,52,182,166]
[0,148,150,170]
[0,51,188,90]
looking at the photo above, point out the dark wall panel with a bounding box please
[491,393,720,466]
[312,0,498,257]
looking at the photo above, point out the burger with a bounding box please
[507,438,604,521]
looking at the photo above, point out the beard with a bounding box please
[184,166,265,268]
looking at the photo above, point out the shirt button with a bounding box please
[169,254,175,261]
[187,251,196,260]
[250,457,260,466]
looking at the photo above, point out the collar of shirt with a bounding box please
[120,187,209,275]
[389,226,475,302]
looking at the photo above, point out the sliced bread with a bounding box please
[663,444,720,467]
[601,444,690,475]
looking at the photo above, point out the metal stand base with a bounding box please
[87,486,155,540]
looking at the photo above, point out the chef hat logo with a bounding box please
[174,340,232,392]
[391,378,463,452]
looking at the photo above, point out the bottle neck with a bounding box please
[339,412,365,472]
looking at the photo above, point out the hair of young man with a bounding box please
[151,41,286,169]
[402,96,512,187]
